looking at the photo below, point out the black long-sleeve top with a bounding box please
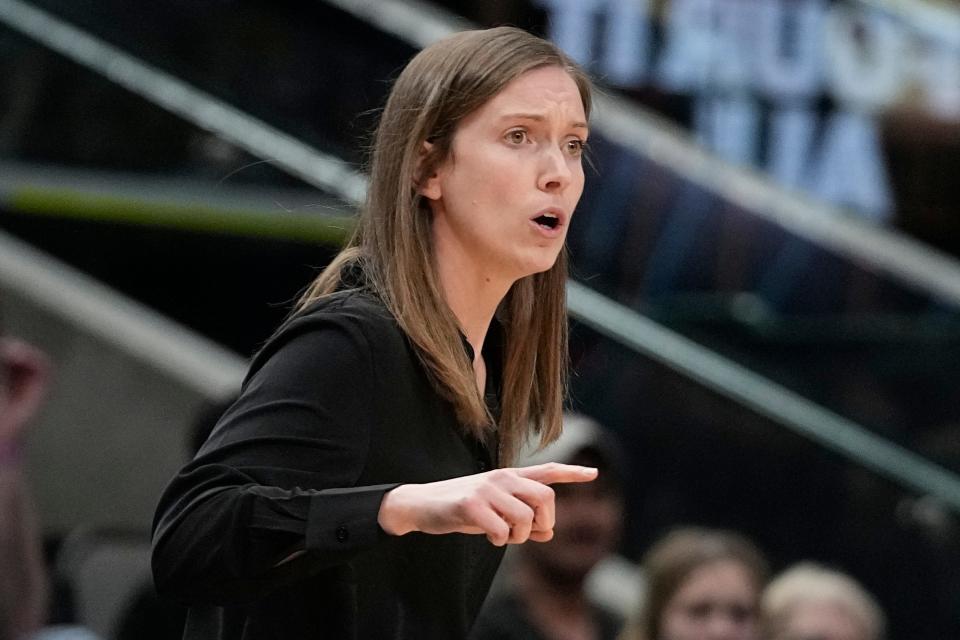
[151,287,505,639]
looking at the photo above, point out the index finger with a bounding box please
[514,462,598,485]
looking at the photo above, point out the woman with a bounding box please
[152,26,596,640]
[620,528,769,640]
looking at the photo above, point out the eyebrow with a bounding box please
[499,113,589,130]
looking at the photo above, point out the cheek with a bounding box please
[486,154,530,195]
[450,151,518,208]
[565,166,586,214]
[660,607,695,638]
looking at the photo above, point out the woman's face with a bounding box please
[422,65,587,286]
[659,560,760,640]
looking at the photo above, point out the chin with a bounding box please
[516,251,563,278]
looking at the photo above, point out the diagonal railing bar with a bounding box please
[567,280,960,512]
[0,0,368,206]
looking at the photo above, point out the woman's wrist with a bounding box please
[377,484,418,536]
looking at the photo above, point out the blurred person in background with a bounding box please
[113,398,237,640]
[152,26,598,640]
[0,310,99,640]
[0,317,50,640]
[620,528,769,640]
[760,563,885,640]
[469,413,628,640]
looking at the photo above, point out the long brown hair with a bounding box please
[298,27,592,465]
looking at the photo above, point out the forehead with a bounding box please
[676,560,758,601]
[790,600,864,632]
[477,65,586,119]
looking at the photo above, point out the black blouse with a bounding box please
[152,287,505,639]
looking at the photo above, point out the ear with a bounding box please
[416,141,443,201]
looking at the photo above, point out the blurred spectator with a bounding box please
[113,395,235,640]
[620,528,769,640]
[760,563,885,640]
[0,310,99,640]
[469,413,628,640]
[0,323,51,640]
[113,587,186,640]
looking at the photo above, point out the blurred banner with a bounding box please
[536,0,960,223]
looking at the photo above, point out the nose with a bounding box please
[537,145,573,193]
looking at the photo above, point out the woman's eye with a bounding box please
[506,130,527,144]
[565,139,586,156]
[686,603,712,620]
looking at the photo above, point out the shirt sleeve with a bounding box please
[151,311,397,605]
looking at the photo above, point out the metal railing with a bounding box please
[0,0,368,205]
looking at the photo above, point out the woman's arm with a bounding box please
[378,462,597,546]
[151,316,388,605]
[151,309,598,605]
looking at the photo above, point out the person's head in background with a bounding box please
[760,563,885,640]
[624,527,769,640]
[0,310,49,454]
[0,305,51,640]
[516,413,625,588]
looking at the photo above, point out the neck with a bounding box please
[433,233,513,358]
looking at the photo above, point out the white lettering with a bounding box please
[809,110,893,221]
[656,0,717,92]
[824,5,908,111]
[754,0,825,101]
[767,106,817,189]
[536,0,609,67]
[538,0,948,222]
[694,94,760,166]
[914,41,960,120]
[709,0,755,92]
[601,0,652,86]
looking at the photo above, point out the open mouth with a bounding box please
[533,213,560,230]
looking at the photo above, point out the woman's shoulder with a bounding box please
[294,288,395,328]
[283,258,396,333]
[246,290,401,377]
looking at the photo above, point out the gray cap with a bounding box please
[519,413,626,489]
